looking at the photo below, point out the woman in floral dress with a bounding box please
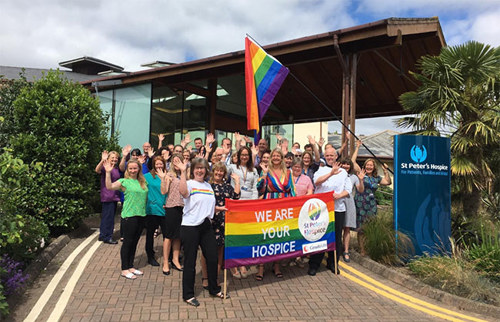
[210,162,240,275]
[351,141,392,255]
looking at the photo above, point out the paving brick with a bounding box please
[28,234,487,322]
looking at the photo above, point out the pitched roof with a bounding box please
[0,66,96,83]
[328,129,401,158]
[81,17,445,124]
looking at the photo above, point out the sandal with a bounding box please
[185,297,200,307]
[272,269,283,278]
[130,269,143,276]
[210,291,230,299]
[202,277,209,290]
[255,274,264,281]
[120,272,137,280]
[343,252,351,263]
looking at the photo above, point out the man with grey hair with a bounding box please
[307,146,352,276]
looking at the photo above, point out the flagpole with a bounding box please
[246,34,392,174]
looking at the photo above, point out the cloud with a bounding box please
[0,0,355,70]
[469,10,500,46]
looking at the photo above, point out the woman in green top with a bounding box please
[105,159,148,280]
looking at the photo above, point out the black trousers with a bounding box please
[120,216,145,270]
[309,211,345,270]
[145,215,166,259]
[180,218,220,300]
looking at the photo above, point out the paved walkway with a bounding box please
[8,223,494,322]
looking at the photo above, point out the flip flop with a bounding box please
[210,291,230,299]
[185,297,200,307]
[131,269,144,276]
[120,272,137,280]
[255,274,263,281]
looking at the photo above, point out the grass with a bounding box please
[464,222,500,283]
[358,205,500,306]
[361,208,414,265]
[408,239,500,305]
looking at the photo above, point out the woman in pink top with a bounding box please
[291,158,314,196]
[157,153,185,275]
[290,157,313,267]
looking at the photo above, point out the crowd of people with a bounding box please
[96,131,392,306]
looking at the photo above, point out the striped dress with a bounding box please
[257,168,296,199]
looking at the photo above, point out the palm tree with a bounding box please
[397,41,500,216]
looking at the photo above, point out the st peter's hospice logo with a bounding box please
[410,145,427,163]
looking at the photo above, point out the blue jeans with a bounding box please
[100,202,117,240]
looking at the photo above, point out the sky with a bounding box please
[2,0,500,134]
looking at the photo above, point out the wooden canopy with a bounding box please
[83,17,445,145]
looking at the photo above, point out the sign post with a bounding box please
[394,135,451,256]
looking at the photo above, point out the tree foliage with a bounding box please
[9,71,108,231]
[0,74,31,147]
[397,41,500,215]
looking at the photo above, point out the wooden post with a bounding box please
[349,53,358,156]
[341,56,350,156]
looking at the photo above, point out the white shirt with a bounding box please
[181,180,216,226]
[313,167,352,212]
[227,164,259,200]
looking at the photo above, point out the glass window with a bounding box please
[216,75,245,117]
[263,124,293,150]
[97,90,113,137]
[151,85,183,148]
[151,84,207,149]
[114,84,151,151]
[183,91,207,148]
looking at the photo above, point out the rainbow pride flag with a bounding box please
[224,192,336,268]
[245,36,289,135]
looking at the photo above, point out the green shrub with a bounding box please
[9,70,108,232]
[0,74,30,148]
[362,208,414,265]
[0,150,49,261]
[374,185,393,206]
[465,224,500,283]
[409,243,500,305]
[0,280,8,319]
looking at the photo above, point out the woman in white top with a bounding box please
[339,158,365,263]
[226,146,258,277]
[178,157,228,307]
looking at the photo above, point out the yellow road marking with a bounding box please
[24,231,99,322]
[339,262,488,322]
[47,239,102,322]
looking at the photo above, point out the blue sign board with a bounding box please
[394,135,451,256]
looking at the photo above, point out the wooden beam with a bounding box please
[373,50,418,87]
[341,55,350,153]
[349,53,358,157]
[170,82,211,97]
